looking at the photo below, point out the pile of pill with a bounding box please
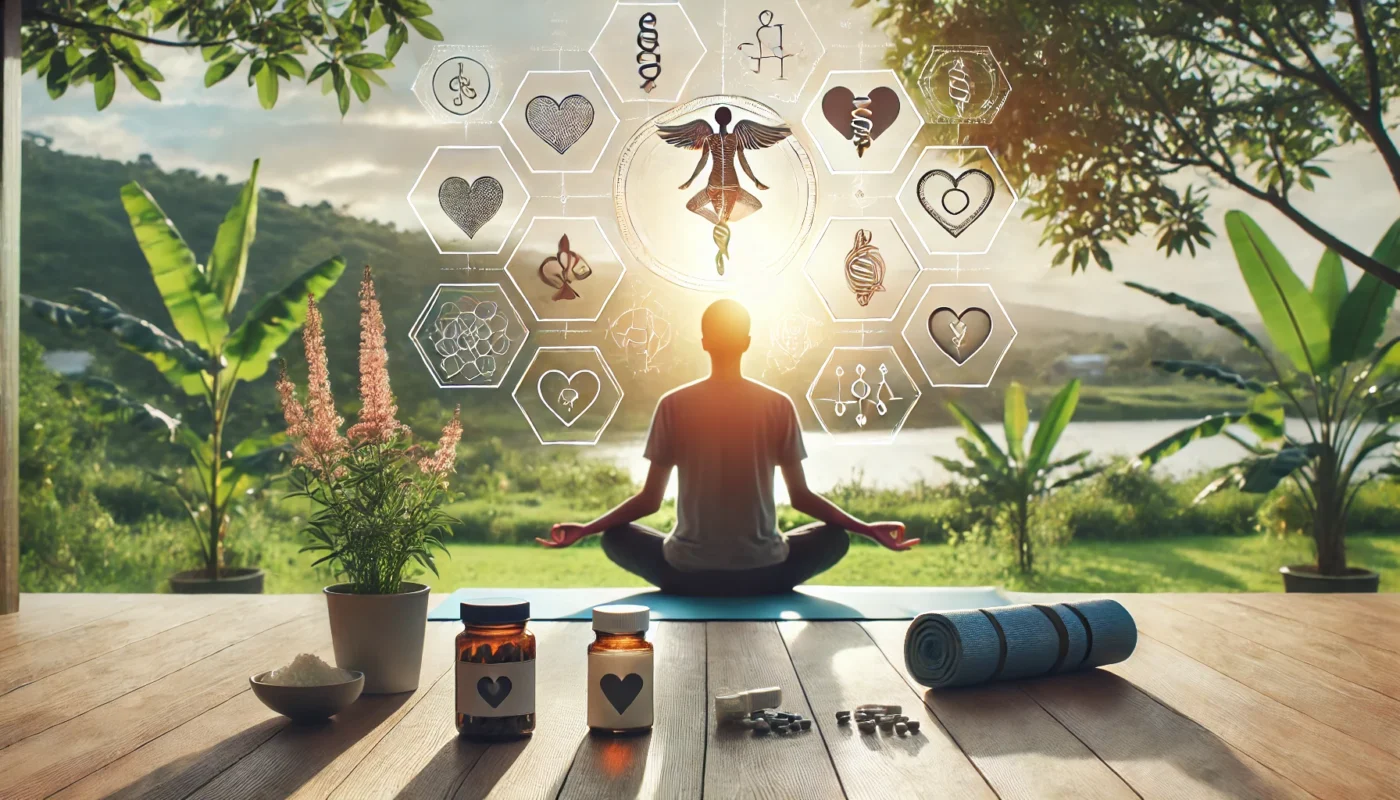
[835,704,921,736]
[740,709,815,736]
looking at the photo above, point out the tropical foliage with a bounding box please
[1131,211,1400,576]
[936,380,1101,572]
[870,0,1400,289]
[278,268,462,595]
[21,161,346,580]
[21,0,440,114]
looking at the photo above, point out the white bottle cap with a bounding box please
[592,604,650,634]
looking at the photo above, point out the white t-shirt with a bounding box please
[644,377,807,571]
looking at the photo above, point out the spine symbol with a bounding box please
[947,57,972,116]
[636,13,661,93]
[844,229,886,307]
[850,95,874,158]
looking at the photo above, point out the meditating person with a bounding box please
[537,299,917,595]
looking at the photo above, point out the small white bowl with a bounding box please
[249,670,364,723]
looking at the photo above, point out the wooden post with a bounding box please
[0,0,19,615]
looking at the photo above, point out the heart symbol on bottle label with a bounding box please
[820,86,901,142]
[928,306,993,365]
[477,676,512,708]
[537,369,601,427]
[438,176,504,239]
[599,673,644,714]
[916,168,995,239]
[525,94,595,155]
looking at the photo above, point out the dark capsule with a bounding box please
[906,720,921,734]
[800,719,812,731]
[754,721,771,735]
[858,720,877,734]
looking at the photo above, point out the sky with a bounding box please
[20,0,1400,323]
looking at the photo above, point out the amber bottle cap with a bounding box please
[592,604,650,633]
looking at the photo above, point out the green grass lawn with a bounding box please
[259,533,1400,594]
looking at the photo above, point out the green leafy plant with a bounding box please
[22,0,439,114]
[1130,210,1400,576]
[22,160,346,580]
[278,268,461,595]
[936,380,1100,573]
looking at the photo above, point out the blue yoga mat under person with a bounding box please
[538,299,918,595]
[904,599,1138,689]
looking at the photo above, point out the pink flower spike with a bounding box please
[419,406,463,476]
[348,266,402,444]
[301,295,346,472]
[275,363,307,440]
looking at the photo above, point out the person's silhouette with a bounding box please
[540,300,916,596]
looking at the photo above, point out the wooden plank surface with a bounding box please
[0,593,149,653]
[558,622,707,800]
[702,621,844,799]
[1226,594,1399,653]
[781,621,997,800]
[861,620,1136,800]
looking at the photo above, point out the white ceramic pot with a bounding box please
[324,582,430,694]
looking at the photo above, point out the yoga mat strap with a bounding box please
[1033,604,1071,674]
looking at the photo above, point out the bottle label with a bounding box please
[588,650,654,729]
[456,660,535,717]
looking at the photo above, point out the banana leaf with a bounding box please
[1027,379,1080,474]
[1245,390,1286,441]
[1153,360,1268,393]
[1003,382,1028,464]
[1311,249,1347,327]
[1239,445,1320,493]
[221,256,347,385]
[1333,219,1400,364]
[121,182,230,352]
[206,160,260,315]
[1225,210,1331,374]
[946,401,1008,468]
[1124,281,1266,355]
[1136,412,1245,468]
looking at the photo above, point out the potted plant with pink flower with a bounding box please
[277,266,462,694]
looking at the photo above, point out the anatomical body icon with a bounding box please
[537,234,593,301]
[737,11,792,79]
[525,94,595,155]
[821,86,900,158]
[655,105,793,275]
[820,363,901,428]
[537,369,601,427]
[843,228,886,307]
[636,13,661,93]
[431,296,518,383]
[928,306,992,365]
[916,168,994,238]
[438,176,504,239]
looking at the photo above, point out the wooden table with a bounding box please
[0,592,1397,799]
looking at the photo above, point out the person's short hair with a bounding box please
[701,299,751,353]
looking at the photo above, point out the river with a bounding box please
[593,419,1356,503]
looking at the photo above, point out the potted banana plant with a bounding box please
[23,161,346,593]
[278,267,460,693]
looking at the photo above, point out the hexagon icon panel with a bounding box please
[505,217,626,322]
[900,283,1017,388]
[898,146,1017,256]
[806,346,920,444]
[412,46,499,124]
[408,146,529,256]
[500,71,619,174]
[720,0,824,104]
[803,70,924,174]
[513,346,624,446]
[409,284,529,389]
[591,3,705,104]
[804,217,919,322]
[918,45,1011,125]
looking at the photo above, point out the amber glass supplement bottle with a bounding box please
[456,598,535,740]
[587,604,653,734]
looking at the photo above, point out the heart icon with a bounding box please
[928,306,993,365]
[537,369,601,427]
[599,673,644,714]
[477,676,512,708]
[916,168,995,239]
[438,176,504,239]
[820,86,901,143]
[525,94,595,155]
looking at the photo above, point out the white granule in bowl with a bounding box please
[265,653,353,686]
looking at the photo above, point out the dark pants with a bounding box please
[600,522,851,596]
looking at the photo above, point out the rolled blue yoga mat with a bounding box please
[903,599,1137,689]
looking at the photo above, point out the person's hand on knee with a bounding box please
[864,521,919,551]
[537,523,590,548]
